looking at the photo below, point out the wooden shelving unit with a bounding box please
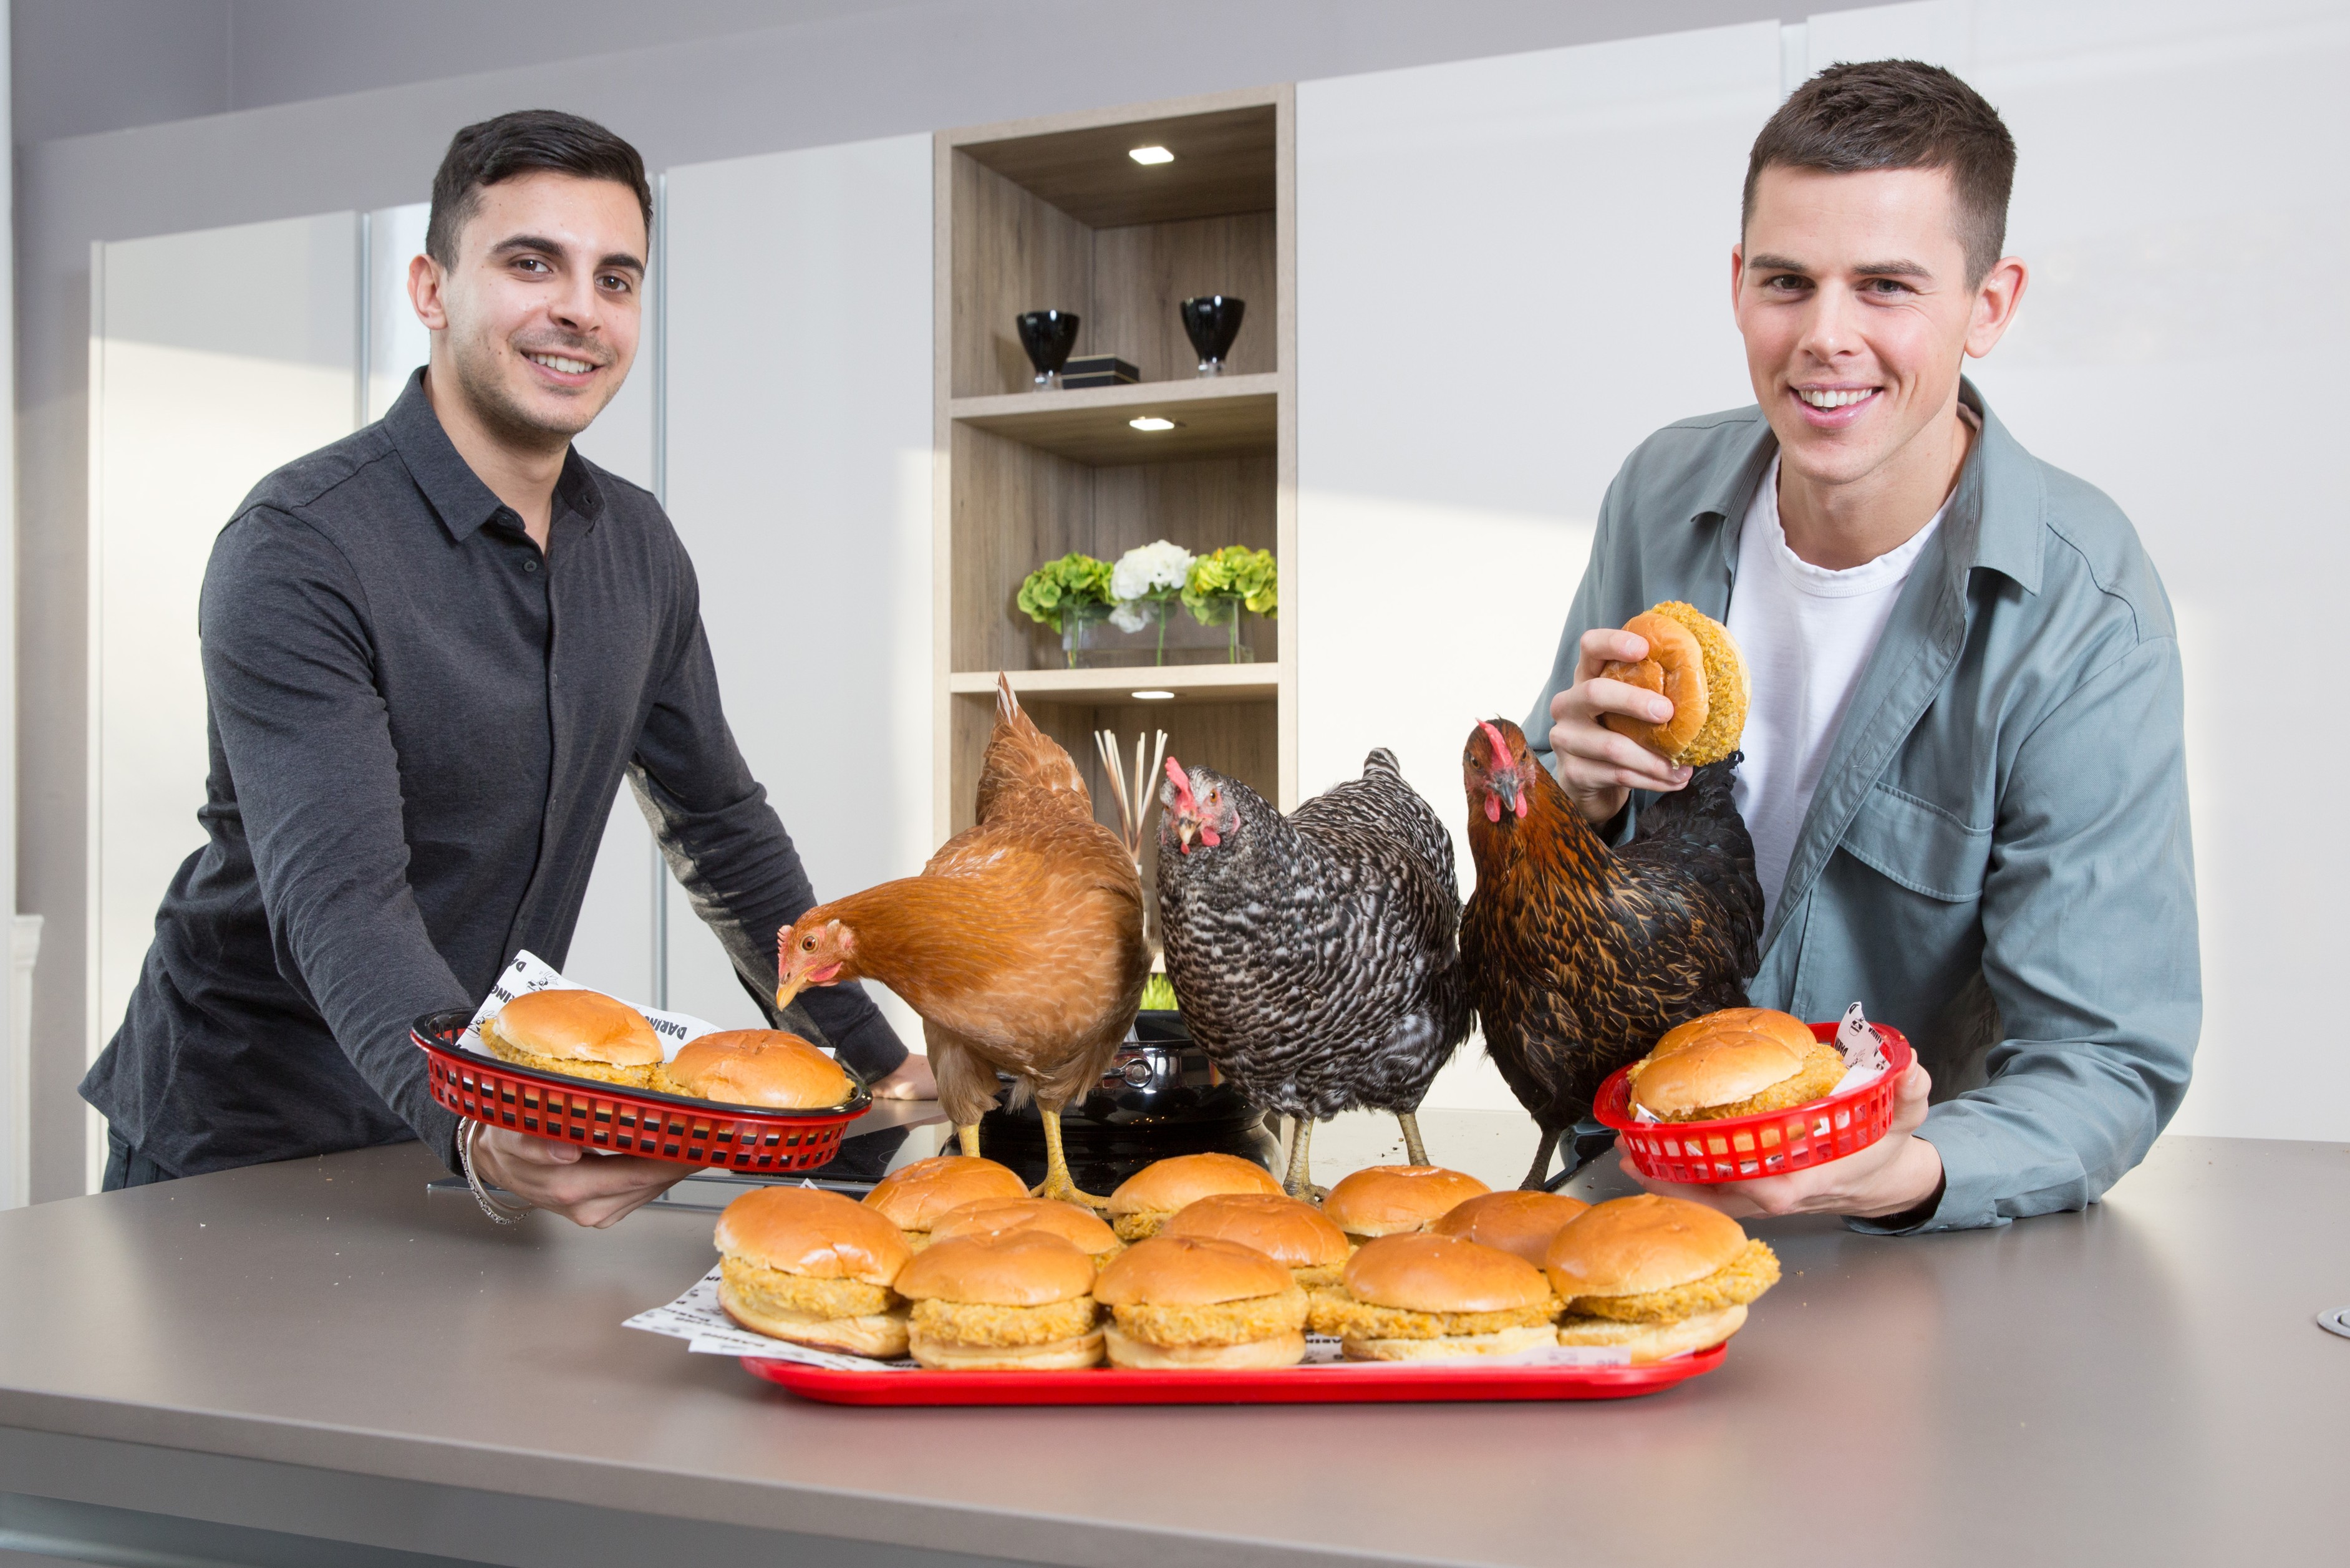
[932,87,1297,854]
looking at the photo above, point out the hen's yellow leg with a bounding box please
[1032,1107,1109,1209]
[1282,1116,1320,1201]
[957,1123,982,1158]
[1396,1109,1429,1169]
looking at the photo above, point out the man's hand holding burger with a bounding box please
[468,1128,688,1229]
[1547,627,1695,823]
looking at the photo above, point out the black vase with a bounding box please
[1016,309,1081,389]
[1179,295,1245,377]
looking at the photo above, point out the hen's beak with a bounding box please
[1174,818,1197,853]
[775,969,806,1009]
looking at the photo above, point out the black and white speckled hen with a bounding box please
[1460,719,1764,1189]
[1154,750,1472,1198]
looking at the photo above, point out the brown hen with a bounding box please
[776,675,1148,1206]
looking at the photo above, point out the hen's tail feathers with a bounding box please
[996,672,1021,724]
[1363,747,1402,778]
[1635,752,1750,856]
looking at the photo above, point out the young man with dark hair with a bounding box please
[1529,62,2197,1231]
[83,109,931,1226]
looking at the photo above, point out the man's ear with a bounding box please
[1729,241,1747,322]
[409,252,450,333]
[1965,255,2029,359]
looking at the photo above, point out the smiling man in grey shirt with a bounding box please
[83,110,931,1224]
[1532,64,2197,1231]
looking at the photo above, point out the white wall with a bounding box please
[1297,23,1782,1110]
[88,213,359,1189]
[1790,0,2350,1138]
[659,133,934,1047]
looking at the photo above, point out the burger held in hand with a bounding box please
[1547,1194,1779,1362]
[479,988,662,1088]
[1320,1164,1491,1246]
[863,1155,1029,1249]
[1307,1233,1562,1362]
[1104,1153,1284,1242]
[1093,1234,1310,1369]
[659,1029,855,1108]
[714,1186,912,1358]
[1598,601,1748,767]
[1628,1007,1845,1122]
[894,1230,1106,1370]
[1161,1193,1351,1289]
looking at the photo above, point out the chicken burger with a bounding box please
[927,1196,1123,1268]
[659,1029,854,1108]
[1629,1029,1844,1122]
[1093,1234,1310,1368]
[1320,1164,1491,1244]
[862,1154,1029,1248]
[1431,1189,1589,1268]
[1160,1193,1351,1289]
[893,1230,1104,1370]
[1547,1194,1779,1362]
[714,1186,912,1358]
[1307,1234,1561,1362]
[1104,1153,1283,1242]
[478,989,662,1088]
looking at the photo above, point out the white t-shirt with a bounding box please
[1726,455,1949,921]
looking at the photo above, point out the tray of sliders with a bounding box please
[414,953,870,1173]
[1593,1008,1911,1183]
[628,1152,1776,1405]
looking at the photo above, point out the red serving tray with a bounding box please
[1593,1020,1913,1184]
[413,1009,870,1173]
[742,1342,1726,1406]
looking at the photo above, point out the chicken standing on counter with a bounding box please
[1155,751,1471,1199]
[1460,719,1764,1189]
[775,676,1148,1207]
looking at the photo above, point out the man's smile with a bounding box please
[522,349,602,381]
[1789,383,1881,428]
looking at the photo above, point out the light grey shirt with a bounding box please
[1525,380,2198,1232]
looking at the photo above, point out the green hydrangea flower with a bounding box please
[1182,546,1278,624]
[1016,553,1113,633]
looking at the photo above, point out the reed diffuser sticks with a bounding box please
[1095,727,1169,865]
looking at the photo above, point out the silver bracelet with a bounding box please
[459,1120,534,1226]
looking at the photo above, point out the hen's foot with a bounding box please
[955,1123,982,1159]
[1281,1116,1323,1202]
[1396,1110,1430,1169]
[1032,1171,1112,1209]
[1035,1108,1110,1209]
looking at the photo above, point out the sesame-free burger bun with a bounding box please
[479,989,661,1084]
[1094,1235,1310,1370]
[1431,1190,1590,1267]
[1544,1194,1747,1300]
[863,1155,1028,1237]
[1630,1032,1845,1122]
[1343,1233,1555,1315]
[1322,1165,1491,1240]
[1095,1234,1297,1307]
[712,1186,912,1357]
[662,1030,854,1108]
[894,1231,1103,1370]
[1161,1194,1350,1270]
[1105,1153,1283,1240]
[927,1197,1121,1260]
[1101,1328,1312,1370]
[1646,1007,1815,1064]
[1554,1304,1748,1363]
[1598,601,1748,767]
[895,1230,1098,1307]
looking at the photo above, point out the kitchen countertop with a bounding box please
[0,1128,2343,1567]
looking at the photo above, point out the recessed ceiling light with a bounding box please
[1133,690,1176,700]
[1129,416,1177,432]
[1128,145,1174,165]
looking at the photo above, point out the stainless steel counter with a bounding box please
[1,1131,2343,1567]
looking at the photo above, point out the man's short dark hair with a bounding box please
[425,109,653,268]
[1743,60,2016,284]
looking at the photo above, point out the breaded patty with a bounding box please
[720,1256,899,1320]
[1660,1045,1845,1122]
[1567,1239,1780,1322]
[1290,1263,1345,1291]
[1112,1211,1172,1242]
[1108,1287,1308,1350]
[1308,1293,1561,1341]
[481,1033,655,1088]
[907,1295,1098,1348]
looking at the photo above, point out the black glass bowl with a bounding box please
[1178,295,1245,374]
[1016,309,1081,386]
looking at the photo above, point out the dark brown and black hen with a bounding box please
[1460,719,1763,1189]
[1155,750,1472,1198]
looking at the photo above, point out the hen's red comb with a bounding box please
[1478,720,1516,768]
[1164,755,1198,813]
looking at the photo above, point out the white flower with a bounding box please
[1109,601,1149,633]
[1110,540,1194,603]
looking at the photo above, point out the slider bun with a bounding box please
[1556,1303,1747,1363]
[715,1280,909,1358]
[1161,1194,1350,1269]
[1106,1153,1284,1218]
[1545,1194,1748,1300]
[928,1197,1121,1257]
[1103,1327,1307,1370]
[1095,1234,1295,1307]
[664,1030,853,1108]
[1342,1233,1554,1315]
[894,1230,1097,1307]
[1629,1031,1802,1118]
[1646,1007,1815,1065]
[863,1155,1028,1231]
[1599,601,1747,767]
[486,989,662,1067]
[1340,1325,1558,1363]
[713,1186,910,1286]
[1321,1165,1491,1239]
[1431,1190,1590,1267]
[908,1330,1104,1372]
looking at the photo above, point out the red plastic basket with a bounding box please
[413,1009,869,1172]
[1594,1020,1913,1184]
[742,1342,1726,1406]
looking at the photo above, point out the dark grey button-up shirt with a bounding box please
[82,370,907,1178]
